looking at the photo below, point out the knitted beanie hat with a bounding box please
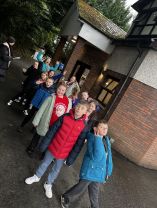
[7,36,16,44]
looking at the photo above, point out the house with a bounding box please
[53,0,157,169]
[54,0,126,99]
[107,0,157,170]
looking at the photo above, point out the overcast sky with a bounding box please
[126,0,137,7]
[126,0,138,20]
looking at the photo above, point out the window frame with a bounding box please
[97,75,120,107]
[129,0,157,37]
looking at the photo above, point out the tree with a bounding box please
[85,0,132,31]
[0,0,73,51]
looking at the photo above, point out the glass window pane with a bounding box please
[135,13,149,25]
[98,90,107,102]
[152,0,157,8]
[103,93,112,105]
[144,2,152,9]
[147,12,157,24]
[131,26,142,35]
[141,26,153,35]
[152,26,157,34]
[107,81,119,91]
[102,78,112,87]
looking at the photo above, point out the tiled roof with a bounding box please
[132,0,149,12]
[77,0,127,40]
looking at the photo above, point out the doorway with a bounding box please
[70,60,91,87]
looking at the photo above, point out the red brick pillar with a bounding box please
[53,36,67,63]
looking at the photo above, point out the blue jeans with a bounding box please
[39,135,51,153]
[36,150,64,184]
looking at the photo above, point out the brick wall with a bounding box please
[64,37,108,97]
[109,79,157,169]
[65,37,85,79]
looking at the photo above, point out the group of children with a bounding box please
[25,100,113,208]
[6,56,113,208]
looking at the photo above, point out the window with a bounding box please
[152,25,157,34]
[128,2,157,37]
[131,26,143,35]
[152,0,157,8]
[141,26,153,35]
[147,12,157,24]
[97,78,119,106]
[134,13,149,25]
[144,2,153,9]
[98,90,107,102]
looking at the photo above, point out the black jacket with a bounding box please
[0,43,12,70]
[23,65,41,90]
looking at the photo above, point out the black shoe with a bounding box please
[30,126,35,134]
[61,195,69,208]
[40,151,46,160]
[26,148,34,158]
[33,150,45,160]
[17,127,23,133]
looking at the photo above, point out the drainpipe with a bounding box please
[104,44,144,120]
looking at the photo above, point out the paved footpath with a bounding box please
[0,59,157,208]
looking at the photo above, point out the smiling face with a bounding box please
[81,92,89,101]
[95,123,108,137]
[56,85,67,97]
[45,58,51,65]
[70,76,76,83]
[33,61,39,69]
[46,78,53,88]
[74,103,88,119]
[88,101,96,114]
[41,73,47,81]
[48,71,55,77]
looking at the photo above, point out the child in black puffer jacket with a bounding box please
[19,78,55,131]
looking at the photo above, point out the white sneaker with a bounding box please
[23,110,28,116]
[25,175,40,185]
[22,99,27,105]
[44,183,53,198]
[14,97,21,103]
[7,100,13,106]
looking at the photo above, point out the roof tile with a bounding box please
[77,0,127,39]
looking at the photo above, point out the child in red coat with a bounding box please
[25,101,89,199]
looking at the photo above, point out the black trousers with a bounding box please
[23,90,36,109]
[27,132,41,152]
[11,90,26,101]
[21,106,38,127]
[63,179,100,208]
[0,68,6,82]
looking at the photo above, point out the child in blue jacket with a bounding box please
[19,78,54,130]
[61,120,113,208]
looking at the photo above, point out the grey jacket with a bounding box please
[32,95,72,136]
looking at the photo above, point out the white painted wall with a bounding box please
[134,49,157,89]
[106,46,140,75]
[60,3,82,36]
[79,23,115,54]
[60,2,115,54]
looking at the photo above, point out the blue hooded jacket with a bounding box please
[80,132,113,183]
[31,84,55,109]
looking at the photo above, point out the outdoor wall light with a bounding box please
[97,73,104,82]
[103,64,108,71]
[71,36,78,43]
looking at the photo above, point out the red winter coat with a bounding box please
[48,110,86,159]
